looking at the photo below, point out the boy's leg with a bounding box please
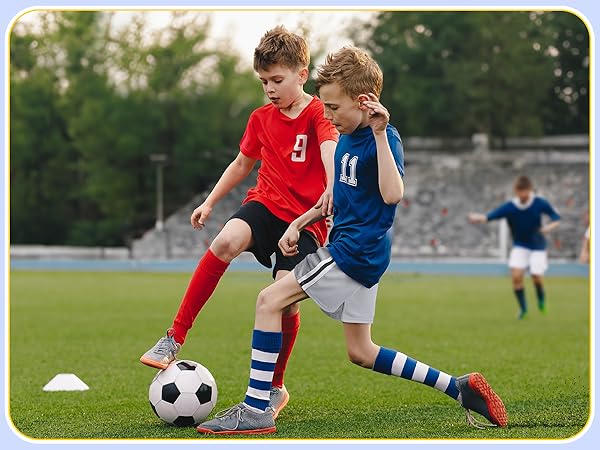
[343,323,460,399]
[271,270,300,390]
[343,323,507,428]
[140,219,252,369]
[269,280,298,418]
[532,274,545,312]
[197,273,308,434]
[530,250,548,313]
[269,231,318,415]
[172,219,253,342]
[511,268,528,319]
[508,247,529,319]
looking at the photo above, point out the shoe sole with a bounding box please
[468,373,508,427]
[271,389,289,420]
[196,426,276,435]
[139,356,169,370]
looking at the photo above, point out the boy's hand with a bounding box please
[190,202,213,230]
[361,93,390,134]
[316,186,334,216]
[468,212,487,224]
[278,225,300,256]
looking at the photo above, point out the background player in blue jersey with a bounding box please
[469,175,561,319]
[196,46,507,435]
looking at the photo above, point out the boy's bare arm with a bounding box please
[318,140,337,216]
[468,213,488,224]
[579,235,590,263]
[540,220,560,234]
[279,204,330,256]
[362,93,404,205]
[191,152,257,229]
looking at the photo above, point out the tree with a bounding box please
[10,11,264,246]
[353,11,588,138]
[536,11,589,134]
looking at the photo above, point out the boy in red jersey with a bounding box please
[140,26,338,419]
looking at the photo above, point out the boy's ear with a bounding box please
[357,94,369,109]
[299,67,309,83]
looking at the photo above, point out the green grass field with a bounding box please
[9,270,590,441]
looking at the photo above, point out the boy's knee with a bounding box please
[211,234,244,260]
[511,274,524,287]
[256,289,277,316]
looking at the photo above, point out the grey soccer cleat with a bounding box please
[196,403,276,435]
[456,373,508,428]
[139,328,181,370]
[269,385,290,420]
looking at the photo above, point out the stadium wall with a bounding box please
[129,134,589,261]
[11,135,586,261]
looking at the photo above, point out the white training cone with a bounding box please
[43,373,89,391]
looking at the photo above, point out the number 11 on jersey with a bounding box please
[340,153,358,186]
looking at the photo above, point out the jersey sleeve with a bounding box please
[486,202,512,221]
[541,197,561,221]
[387,126,405,177]
[312,102,339,145]
[239,112,262,160]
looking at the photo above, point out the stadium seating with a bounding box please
[132,144,589,260]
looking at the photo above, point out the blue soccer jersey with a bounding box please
[326,124,404,288]
[486,195,561,250]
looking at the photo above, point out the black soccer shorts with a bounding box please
[229,201,319,279]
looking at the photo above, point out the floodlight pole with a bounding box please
[150,153,168,231]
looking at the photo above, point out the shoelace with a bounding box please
[154,336,176,356]
[464,409,496,429]
[213,404,244,430]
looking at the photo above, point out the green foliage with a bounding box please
[355,11,589,138]
[10,11,264,246]
[9,271,589,439]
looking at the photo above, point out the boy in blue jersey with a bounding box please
[469,175,561,319]
[196,46,507,435]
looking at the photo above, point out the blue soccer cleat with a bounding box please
[457,372,508,428]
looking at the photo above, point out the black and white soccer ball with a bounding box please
[149,359,218,426]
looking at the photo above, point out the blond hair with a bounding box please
[315,46,383,99]
[253,25,310,71]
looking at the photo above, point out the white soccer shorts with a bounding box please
[508,246,548,275]
[293,247,378,324]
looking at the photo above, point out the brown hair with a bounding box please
[315,46,383,99]
[253,25,310,71]
[514,175,533,191]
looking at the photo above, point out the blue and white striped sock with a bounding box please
[243,329,282,412]
[373,347,461,401]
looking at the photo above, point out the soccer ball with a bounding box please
[149,360,218,426]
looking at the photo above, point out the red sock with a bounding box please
[271,312,301,388]
[171,249,229,345]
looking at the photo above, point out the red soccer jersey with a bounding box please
[239,96,338,245]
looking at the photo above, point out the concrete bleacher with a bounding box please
[131,171,259,259]
[131,135,589,260]
[391,150,589,259]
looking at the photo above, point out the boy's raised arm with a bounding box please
[362,93,404,205]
